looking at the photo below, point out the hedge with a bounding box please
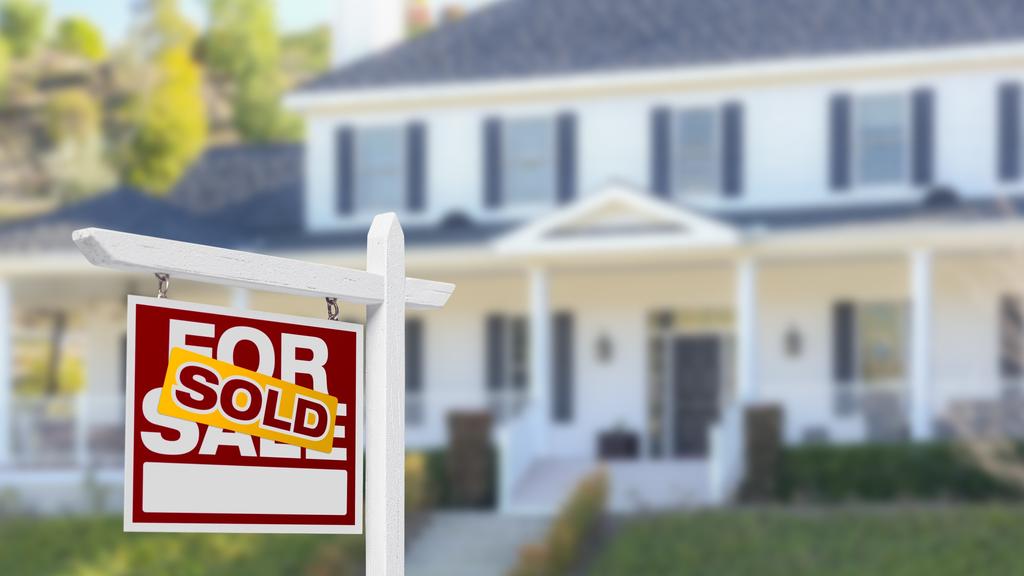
[507,469,609,576]
[775,443,1022,503]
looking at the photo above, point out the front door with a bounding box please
[671,336,720,457]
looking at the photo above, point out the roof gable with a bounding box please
[496,182,737,255]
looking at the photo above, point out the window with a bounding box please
[855,302,907,385]
[853,94,909,186]
[486,314,529,421]
[406,318,424,426]
[1000,295,1023,380]
[354,126,406,212]
[674,108,720,195]
[503,117,556,205]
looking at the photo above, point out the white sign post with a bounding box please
[73,213,452,576]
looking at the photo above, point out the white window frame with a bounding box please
[672,106,722,198]
[501,116,557,208]
[851,93,912,189]
[353,125,407,214]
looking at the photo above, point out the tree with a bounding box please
[0,37,9,99]
[116,0,206,194]
[54,16,106,61]
[204,0,301,142]
[42,89,115,199]
[0,0,46,58]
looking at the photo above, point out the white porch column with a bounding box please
[735,258,758,405]
[0,281,10,466]
[529,268,551,453]
[910,249,934,441]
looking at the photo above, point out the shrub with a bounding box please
[405,452,433,516]
[775,443,1021,503]
[507,469,609,576]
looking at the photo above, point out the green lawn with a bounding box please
[0,515,364,576]
[592,505,1024,576]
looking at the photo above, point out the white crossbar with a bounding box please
[72,228,454,309]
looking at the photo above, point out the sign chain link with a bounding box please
[326,297,339,321]
[155,273,170,299]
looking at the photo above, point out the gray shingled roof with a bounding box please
[299,0,1024,93]
[0,187,239,254]
[169,144,304,235]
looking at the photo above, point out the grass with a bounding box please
[0,515,364,576]
[592,505,1024,576]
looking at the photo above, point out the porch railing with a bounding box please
[9,394,123,469]
[708,401,746,504]
[495,399,540,512]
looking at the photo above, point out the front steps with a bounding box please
[505,457,712,515]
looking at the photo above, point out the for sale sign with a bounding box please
[125,296,363,534]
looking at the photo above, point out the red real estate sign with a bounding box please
[125,296,363,534]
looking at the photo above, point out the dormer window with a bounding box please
[674,108,721,196]
[853,94,909,186]
[503,117,557,206]
[354,126,406,212]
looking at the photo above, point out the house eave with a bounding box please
[285,39,1024,116]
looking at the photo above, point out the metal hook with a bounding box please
[155,273,170,299]
[326,297,339,321]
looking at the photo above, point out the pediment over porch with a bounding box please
[494,183,738,255]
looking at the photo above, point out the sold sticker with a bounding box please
[158,348,339,453]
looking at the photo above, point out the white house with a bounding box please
[3,0,1024,514]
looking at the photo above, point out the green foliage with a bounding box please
[280,26,330,79]
[775,443,1021,503]
[54,16,107,61]
[15,354,85,396]
[204,0,301,142]
[204,0,278,80]
[120,45,207,194]
[115,0,206,195]
[0,515,364,576]
[0,0,46,58]
[508,470,608,576]
[593,506,1024,576]
[414,448,496,509]
[44,89,101,144]
[0,37,8,97]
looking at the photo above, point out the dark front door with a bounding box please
[671,336,720,457]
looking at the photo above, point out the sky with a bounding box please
[47,0,497,45]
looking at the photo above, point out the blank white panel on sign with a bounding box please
[142,463,347,515]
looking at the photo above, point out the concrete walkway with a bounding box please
[407,511,551,576]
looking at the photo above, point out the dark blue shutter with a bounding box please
[484,118,503,209]
[407,122,426,212]
[999,83,1021,182]
[406,318,423,393]
[486,314,505,391]
[833,301,856,414]
[722,102,743,197]
[912,88,934,186]
[650,106,672,198]
[336,126,355,214]
[1001,295,1024,378]
[557,112,577,204]
[553,312,574,423]
[830,95,851,191]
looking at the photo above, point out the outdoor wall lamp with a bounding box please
[596,333,614,363]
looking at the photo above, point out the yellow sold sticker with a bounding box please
[158,347,338,453]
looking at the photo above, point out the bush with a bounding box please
[405,452,434,516]
[776,443,1022,503]
[507,469,609,576]
[419,447,497,509]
